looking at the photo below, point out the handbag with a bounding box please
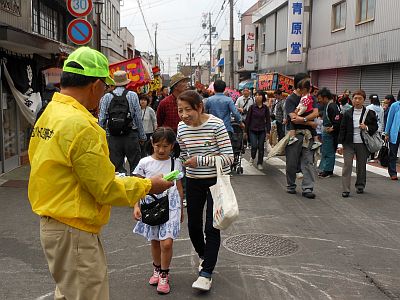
[140,158,174,226]
[210,157,239,230]
[360,109,383,153]
[378,141,389,167]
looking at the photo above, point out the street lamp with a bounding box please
[93,0,104,52]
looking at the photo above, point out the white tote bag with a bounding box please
[210,156,239,230]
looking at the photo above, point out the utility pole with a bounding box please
[176,54,182,72]
[189,43,193,86]
[229,0,234,88]
[201,13,217,84]
[209,12,212,84]
[154,23,158,66]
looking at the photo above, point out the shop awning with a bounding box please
[239,79,254,90]
[216,58,224,67]
[0,23,72,56]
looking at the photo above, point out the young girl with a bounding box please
[245,90,271,170]
[288,79,322,150]
[177,90,233,292]
[132,127,184,295]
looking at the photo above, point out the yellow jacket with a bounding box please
[28,93,152,234]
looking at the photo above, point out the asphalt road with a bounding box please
[1,157,400,300]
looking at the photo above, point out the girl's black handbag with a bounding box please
[141,194,169,226]
[140,157,174,226]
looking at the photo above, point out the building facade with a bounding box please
[251,0,312,76]
[214,40,241,88]
[309,0,400,99]
[0,0,135,174]
[0,0,74,174]
[97,0,126,63]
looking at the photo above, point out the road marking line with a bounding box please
[335,157,389,177]
[241,159,265,175]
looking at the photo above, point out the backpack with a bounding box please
[107,90,133,136]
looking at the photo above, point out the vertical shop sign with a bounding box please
[287,0,304,62]
[244,25,256,71]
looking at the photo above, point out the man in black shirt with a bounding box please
[285,73,319,198]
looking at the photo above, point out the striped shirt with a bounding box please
[177,115,234,179]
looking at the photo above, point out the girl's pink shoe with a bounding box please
[148,268,160,286]
[157,273,170,294]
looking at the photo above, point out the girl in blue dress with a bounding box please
[132,127,184,294]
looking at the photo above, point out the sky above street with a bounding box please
[120,0,257,74]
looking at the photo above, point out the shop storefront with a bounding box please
[311,63,400,100]
[0,28,73,174]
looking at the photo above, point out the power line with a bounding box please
[136,0,155,50]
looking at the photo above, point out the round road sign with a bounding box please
[67,0,93,18]
[67,19,93,45]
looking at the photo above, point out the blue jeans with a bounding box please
[249,130,266,165]
[388,132,400,177]
[319,133,336,172]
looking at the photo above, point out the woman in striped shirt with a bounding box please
[177,90,233,291]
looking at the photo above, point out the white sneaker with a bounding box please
[257,164,263,170]
[183,198,187,207]
[249,158,254,164]
[198,258,204,272]
[296,172,304,179]
[192,276,212,291]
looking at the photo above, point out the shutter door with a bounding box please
[392,63,400,98]
[337,67,361,96]
[317,69,337,94]
[361,64,392,103]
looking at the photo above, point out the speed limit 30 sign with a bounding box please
[67,0,93,18]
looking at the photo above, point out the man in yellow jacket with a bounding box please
[28,47,173,300]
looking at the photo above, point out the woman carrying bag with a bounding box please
[337,90,378,198]
[177,90,233,292]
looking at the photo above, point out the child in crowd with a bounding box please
[288,79,322,150]
[132,127,184,295]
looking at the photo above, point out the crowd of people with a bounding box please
[28,46,400,299]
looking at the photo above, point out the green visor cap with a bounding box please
[63,46,115,86]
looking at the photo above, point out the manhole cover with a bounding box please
[223,234,299,257]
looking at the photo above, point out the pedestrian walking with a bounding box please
[383,95,396,129]
[285,73,320,199]
[384,91,400,180]
[338,90,378,197]
[287,78,322,150]
[28,46,172,300]
[157,72,189,133]
[139,94,157,157]
[205,79,244,140]
[245,90,271,170]
[236,87,254,147]
[235,87,254,121]
[177,90,233,291]
[99,70,146,175]
[367,94,384,161]
[133,127,184,295]
[317,88,342,178]
[272,90,286,141]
